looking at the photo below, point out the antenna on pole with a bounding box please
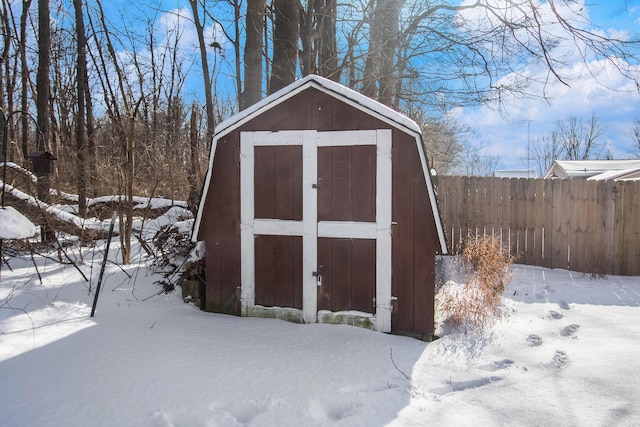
[527,113,531,178]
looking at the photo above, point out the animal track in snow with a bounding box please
[560,324,580,337]
[558,300,571,310]
[548,310,564,320]
[526,334,543,346]
[430,376,502,396]
[552,350,568,368]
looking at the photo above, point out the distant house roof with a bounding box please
[586,168,640,181]
[544,160,640,179]
[494,169,537,178]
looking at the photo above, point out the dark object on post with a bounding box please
[26,150,57,176]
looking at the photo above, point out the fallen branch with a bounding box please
[390,347,410,380]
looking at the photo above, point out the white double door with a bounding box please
[239,129,393,332]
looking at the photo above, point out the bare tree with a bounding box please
[629,119,640,159]
[420,116,469,175]
[36,0,51,202]
[0,0,11,111]
[299,0,339,80]
[242,0,266,109]
[530,113,607,176]
[556,113,604,160]
[269,0,299,94]
[188,0,216,142]
[90,0,142,264]
[461,151,502,177]
[73,0,88,216]
[531,132,564,177]
[19,0,33,160]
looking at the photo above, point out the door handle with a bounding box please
[312,268,324,287]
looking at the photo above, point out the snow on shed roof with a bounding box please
[214,74,423,138]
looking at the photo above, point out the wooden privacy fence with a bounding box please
[434,176,640,276]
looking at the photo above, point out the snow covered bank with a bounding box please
[1,239,639,426]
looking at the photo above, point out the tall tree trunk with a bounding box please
[316,0,338,81]
[269,0,299,94]
[188,0,215,143]
[299,0,313,77]
[242,0,266,109]
[85,69,97,196]
[378,0,404,107]
[36,0,51,203]
[232,0,243,109]
[188,104,200,213]
[73,0,88,216]
[20,0,33,159]
[362,0,382,99]
[0,0,10,104]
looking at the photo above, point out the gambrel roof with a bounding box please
[192,74,447,254]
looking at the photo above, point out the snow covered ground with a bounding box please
[1,216,639,426]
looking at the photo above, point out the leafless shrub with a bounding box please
[588,245,609,279]
[436,235,514,333]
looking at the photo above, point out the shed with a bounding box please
[192,75,447,339]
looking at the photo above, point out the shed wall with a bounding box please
[197,88,438,336]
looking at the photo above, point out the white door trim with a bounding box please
[239,130,393,331]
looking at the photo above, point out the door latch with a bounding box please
[312,265,324,286]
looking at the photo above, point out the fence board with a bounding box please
[542,179,554,268]
[631,182,640,276]
[435,176,640,276]
[532,179,544,266]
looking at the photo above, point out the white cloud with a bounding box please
[453,57,640,169]
[450,2,640,170]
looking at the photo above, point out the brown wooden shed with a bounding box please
[192,75,447,340]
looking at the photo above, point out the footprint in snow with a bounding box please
[308,399,361,422]
[548,310,564,320]
[479,359,514,372]
[526,334,543,346]
[558,300,571,310]
[560,324,580,337]
[552,350,568,368]
[207,398,279,425]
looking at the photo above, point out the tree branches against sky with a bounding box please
[453,0,640,170]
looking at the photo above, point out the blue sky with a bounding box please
[453,0,640,172]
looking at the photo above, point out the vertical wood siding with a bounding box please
[198,87,439,338]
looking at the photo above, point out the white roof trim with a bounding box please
[214,74,423,138]
[192,75,447,254]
